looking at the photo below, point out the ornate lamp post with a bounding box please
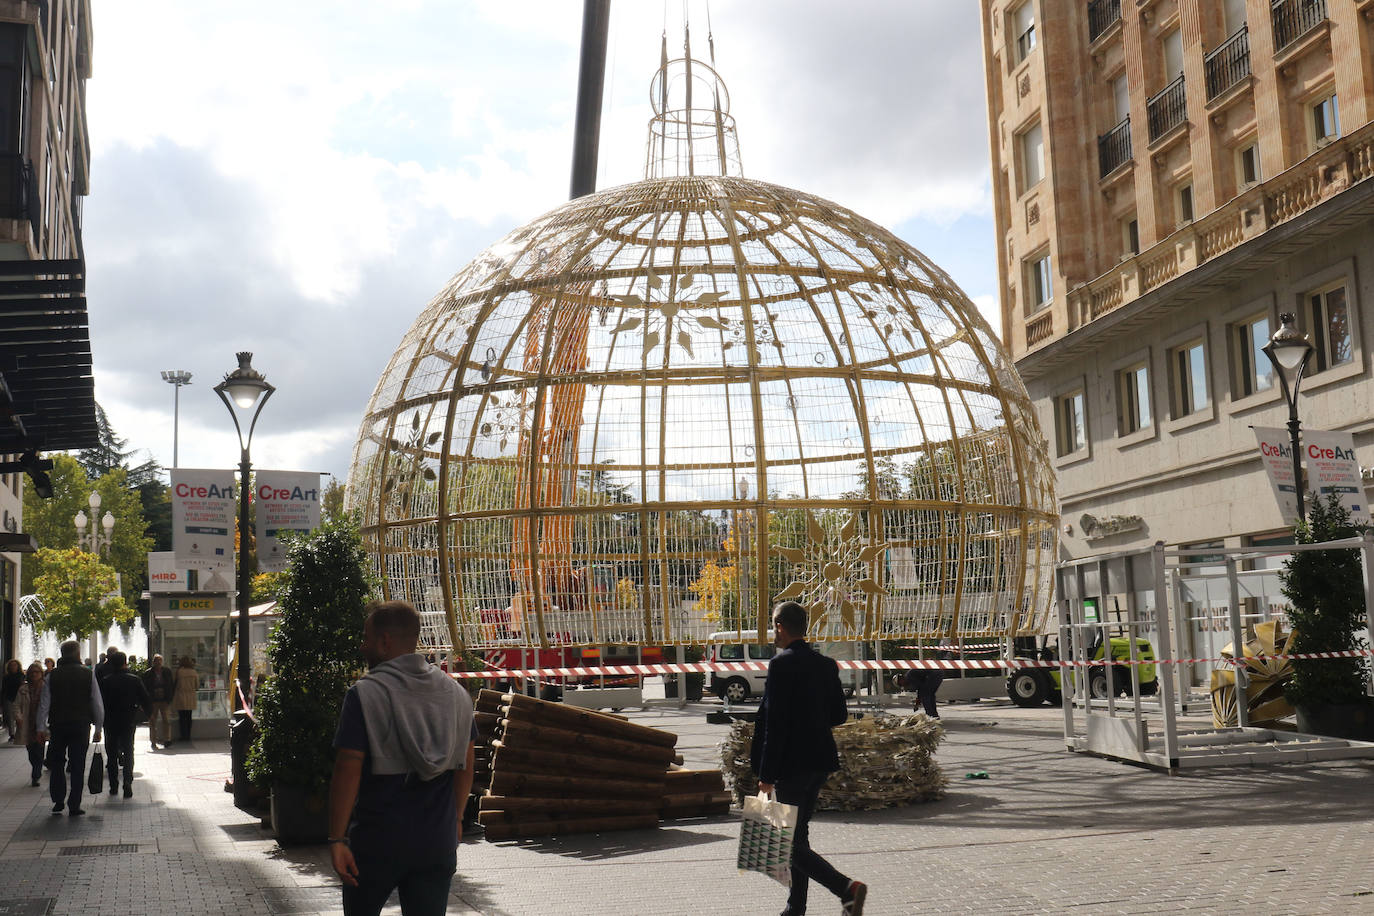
[160,369,193,468]
[213,352,274,713]
[1262,312,1316,522]
[73,490,115,555]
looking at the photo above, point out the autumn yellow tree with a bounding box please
[689,534,741,628]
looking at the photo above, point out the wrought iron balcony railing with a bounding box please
[1205,26,1250,101]
[1098,116,1132,178]
[1088,0,1122,42]
[1271,0,1327,53]
[1147,74,1187,142]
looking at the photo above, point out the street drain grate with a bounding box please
[58,844,139,856]
[0,900,56,915]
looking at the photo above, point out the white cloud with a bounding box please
[82,0,1001,480]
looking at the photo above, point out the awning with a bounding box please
[0,258,97,454]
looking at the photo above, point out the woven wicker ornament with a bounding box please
[346,40,1057,651]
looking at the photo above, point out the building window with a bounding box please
[1163,29,1183,81]
[1020,121,1044,191]
[1312,92,1340,148]
[1012,2,1037,62]
[1122,217,1139,257]
[1176,182,1194,224]
[1231,313,1273,398]
[1169,339,1209,418]
[1055,389,1087,456]
[1308,283,1352,373]
[1111,73,1130,123]
[1116,361,1152,434]
[1238,143,1259,187]
[1026,253,1052,313]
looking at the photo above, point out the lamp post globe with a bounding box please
[1262,313,1316,522]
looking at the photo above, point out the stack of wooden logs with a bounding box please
[472,689,729,840]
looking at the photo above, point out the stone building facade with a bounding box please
[980,0,1374,559]
[0,0,93,660]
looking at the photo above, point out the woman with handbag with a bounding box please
[172,657,198,743]
[15,662,45,785]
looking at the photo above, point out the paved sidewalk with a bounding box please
[0,698,1371,914]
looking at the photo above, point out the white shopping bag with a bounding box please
[736,792,798,886]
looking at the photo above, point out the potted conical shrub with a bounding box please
[246,515,375,843]
[1281,495,1374,740]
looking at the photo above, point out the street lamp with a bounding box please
[160,370,193,468]
[213,352,274,717]
[1262,312,1316,522]
[73,490,115,556]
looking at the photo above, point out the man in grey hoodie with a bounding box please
[328,600,477,916]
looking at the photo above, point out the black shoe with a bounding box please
[30,778,40,787]
[51,802,63,815]
[841,880,867,916]
[123,786,132,798]
[68,808,85,817]
[109,786,117,796]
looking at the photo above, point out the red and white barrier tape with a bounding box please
[448,649,1374,681]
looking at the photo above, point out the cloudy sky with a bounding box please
[85,1,996,484]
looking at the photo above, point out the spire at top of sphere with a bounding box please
[644,23,743,180]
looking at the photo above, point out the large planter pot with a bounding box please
[664,675,705,700]
[270,784,329,845]
[1296,700,1374,742]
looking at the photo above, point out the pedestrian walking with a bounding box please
[142,654,175,748]
[752,601,867,916]
[36,640,104,816]
[93,646,118,685]
[328,600,477,916]
[173,656,198,742]
[2,658,23,742]
[15,662,46,785]
[98,651,150,798]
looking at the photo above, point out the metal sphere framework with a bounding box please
[347,173,1058,652]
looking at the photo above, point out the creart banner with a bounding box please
[253,470,322,573]
[1253,427,1300,523]
[1303,429,1368,524]
[171,469,237,575]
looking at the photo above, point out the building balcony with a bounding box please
[1271,0,1328,53]
[1205,26,1250,101]
[1098,117,1132,178]
[1087,0,1122,42]
[1147,75,1187,143]
[1056,120,1374,347]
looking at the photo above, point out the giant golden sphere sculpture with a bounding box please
[346,174,1057,651]
[346,50,1057,652]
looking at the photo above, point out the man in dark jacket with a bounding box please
[99,651,150,798]
[751,601,867,916]
[142,654,175,748]
[36,640,104,816]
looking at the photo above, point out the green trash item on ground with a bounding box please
[964,770,990,779]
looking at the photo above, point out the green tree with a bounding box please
[321,475,346,523]
[21,454,155,603]
[1281,494,1370,706]
[77,403,135,479]
[31,547,135,639]
[247,514,377,794]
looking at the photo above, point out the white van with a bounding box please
[706,631,774,702]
